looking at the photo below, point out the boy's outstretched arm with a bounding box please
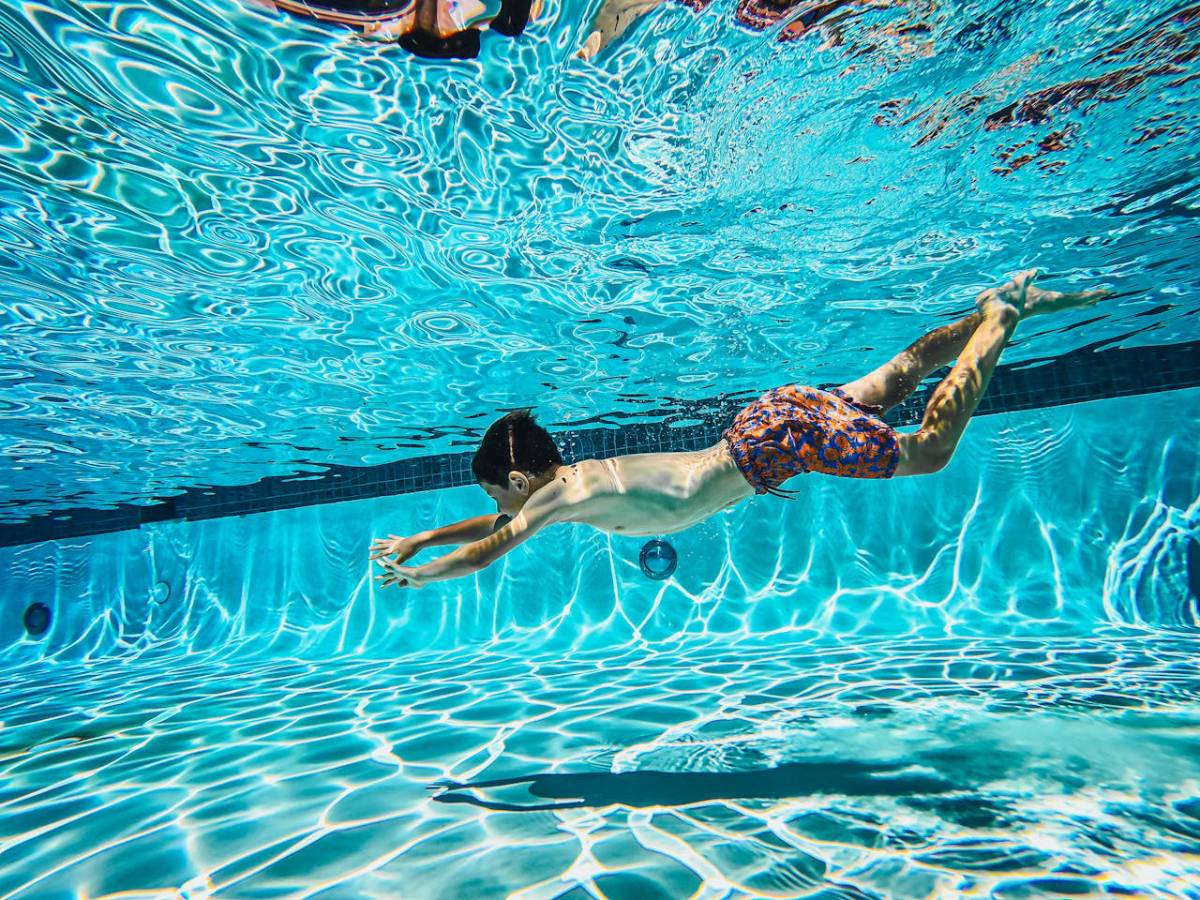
[375,487,566,589]
[369,514,510,564]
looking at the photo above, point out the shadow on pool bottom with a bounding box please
[2,632,1200,898]
[432,752,999,813]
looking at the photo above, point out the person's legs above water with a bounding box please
[398,0,482,58]
[838,276,1109,415]
[579,0,699,59]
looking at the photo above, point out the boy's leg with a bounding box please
[838,279,1109,414]
[837,312,984,413]
[893,270,1036,476]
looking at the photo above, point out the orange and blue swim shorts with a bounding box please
[722,385,899,496]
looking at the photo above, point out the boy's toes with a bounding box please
[1009,268,1039,303]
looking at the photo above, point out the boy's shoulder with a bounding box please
[527,460,608,514]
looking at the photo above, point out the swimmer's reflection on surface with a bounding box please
[429,757,970,812]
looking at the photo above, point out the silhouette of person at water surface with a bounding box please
[260,0,931,60]
[262,0,537,59]
[260,0,1200,133]
[372,273,1109,590]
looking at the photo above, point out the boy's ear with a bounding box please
[508,471,530,494]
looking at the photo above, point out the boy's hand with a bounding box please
[375,560,426,590]
[369,534,422,564]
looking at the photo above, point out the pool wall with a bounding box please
[2,391,1197,664]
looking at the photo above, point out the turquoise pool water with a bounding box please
[2,0,1200,896]
[3,394,1199,896]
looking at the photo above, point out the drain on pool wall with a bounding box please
[23,602,51,638]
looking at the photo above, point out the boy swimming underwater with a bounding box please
[372,271,1107,588]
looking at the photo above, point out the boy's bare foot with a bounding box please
[577,0,666,59]
[976,268,1037,320]
[1022,283,1111,318]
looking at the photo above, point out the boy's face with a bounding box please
[480,475,529,516]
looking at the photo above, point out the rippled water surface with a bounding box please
[1,0,1198,516]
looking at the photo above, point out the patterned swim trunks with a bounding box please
[722,385,899,496]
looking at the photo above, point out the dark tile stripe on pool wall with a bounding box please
[2,339,1198,549]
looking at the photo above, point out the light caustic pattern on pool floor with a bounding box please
[2,632,1200,899]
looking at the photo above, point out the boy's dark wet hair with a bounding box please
[472,409,563,486]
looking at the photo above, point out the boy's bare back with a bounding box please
[534,445,751,537]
